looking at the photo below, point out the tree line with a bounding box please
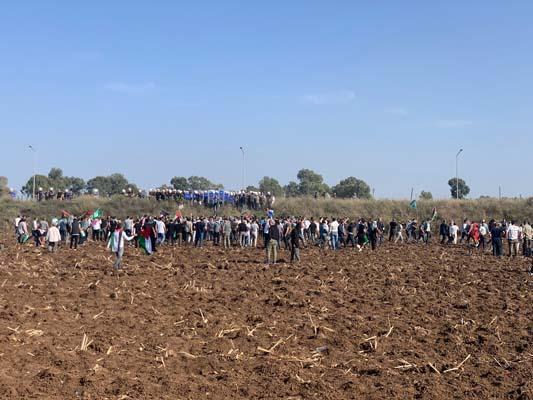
[3,168,471,199]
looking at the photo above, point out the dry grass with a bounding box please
[1,196,532,225]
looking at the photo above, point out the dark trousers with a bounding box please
[479,235,486,251]
[523,238,531,256]
[290,246,300,262]
[92,229,100,241]
[70,234,79,249]
[346,234,356,247]
[195,232,204,247]
[492,238,503,257]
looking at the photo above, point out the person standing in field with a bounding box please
[17,217,29,244]
[389,219,398,242]
[478,221,488,252]
[506,221,520,258]
[449,220,459,244]
[69,217,81,249]
[490,222,504,257]
[309,218,317,244]
[290,221,303,263]
[155,217,166,245]
[107,222,134,270]
[368,220,380,250]
[91,218,101,242]
[266,219,280,264]
[394,221,404,243]
[250,219,259,247]
[222,217,232,248]
[522,221,532,256]
[194,217,206,247]
[439,220,449,244]
[46,221,61,252]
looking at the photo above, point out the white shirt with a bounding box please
[155,220,166,234]
[251,222,259,234]
[450,225,459,236]
[46,226,61,243]
[107,230,134,252]
[479,225,487,236]
[329,221,339,233]
[506,224,520,240]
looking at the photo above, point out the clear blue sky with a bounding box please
[1,1,532,198]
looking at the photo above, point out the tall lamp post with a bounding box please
[455,148,463,200]
[239,146,245,191]
[28,145,37,200]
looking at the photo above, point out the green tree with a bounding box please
[170,176,189,190]
[296,169,329,196]
[87,173,136,195]
[187,176,223,190]
[246,185,259,192]
[419,191,433,200]
[48,168,64,182]
[48,168,66,190]
[21,174,50,195]
[332,176,372,199]
[258,176,283,196]
[284,181,300,197]
[63,176,86,194]
[448,178,470,199]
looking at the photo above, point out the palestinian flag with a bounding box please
[431,207,438,221]
[409,200,417,210]
[91,209,103,219]
[175,210,182,219]
[138,236,150,255]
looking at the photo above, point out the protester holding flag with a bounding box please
[107,222,134,270]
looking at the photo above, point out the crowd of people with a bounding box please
[32,187,276,211]
[13,212,533,274]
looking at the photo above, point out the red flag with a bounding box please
[175,210,182,219]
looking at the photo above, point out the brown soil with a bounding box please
[0,237,531,399]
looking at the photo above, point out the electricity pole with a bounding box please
[28,145,37,200]
[455,148,463,199]
[239,146,245,191]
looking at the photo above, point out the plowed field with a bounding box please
[0,238,531,399]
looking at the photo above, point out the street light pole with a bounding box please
[239,146,245,191]
[455,148,463,200]
[28,145,36,200]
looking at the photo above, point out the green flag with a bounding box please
[409,200,417,209]
[431,207,438,221]
[91,209,103,219]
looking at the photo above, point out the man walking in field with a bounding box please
[290,221,303,263]
[46,221,61,252]
[222,217,232,248]
[506,221,520,257]
[490,222,504,257]
[522,220,532,256]
[266,219,280,264]
[449,220,459,244]
[107,222,135,270]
